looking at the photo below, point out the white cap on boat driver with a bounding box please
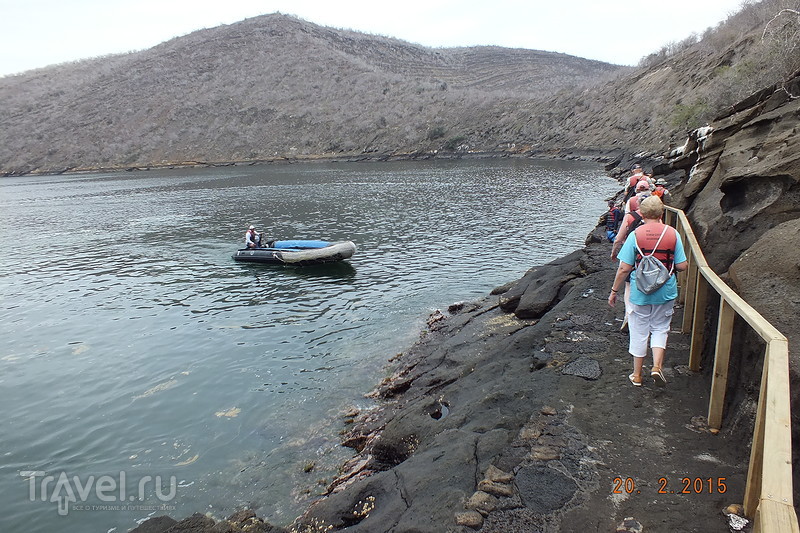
[249,225,255,229]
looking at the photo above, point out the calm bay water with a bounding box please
[0,159,617,532]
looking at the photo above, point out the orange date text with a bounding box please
[611,477,728,495]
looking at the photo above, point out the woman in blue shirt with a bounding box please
[608,196,688,387]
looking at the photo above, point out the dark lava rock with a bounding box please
[163,513,214,532]
[498,250,583,318]
[515,464,577,513]
[561,356,602,380]
[129,516,178,533]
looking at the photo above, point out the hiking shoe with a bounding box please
[628,373,642,387]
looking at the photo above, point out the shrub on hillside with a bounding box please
[443,135,467,151]
[428,126,446,140]
[670,100,711,131]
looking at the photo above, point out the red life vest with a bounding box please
[652,186,665,198]
[626,210,643,233]
[633,223,677,269]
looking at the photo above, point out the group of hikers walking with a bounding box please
[601,164,671,244]
[602,164,687,387]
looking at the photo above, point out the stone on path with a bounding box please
[561,356,602,380]
[455,510,484,528]
[465,491,499,514]
[615,516,644,533]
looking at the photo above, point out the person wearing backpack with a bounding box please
[611,197,644,261]
[600,200,623,242]
[609,197,645,330]
[652,178,671,204]
[607,196,688,387]
[624,180,651,215]
[622,164,643,203]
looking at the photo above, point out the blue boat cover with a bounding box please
[272,240,330,249]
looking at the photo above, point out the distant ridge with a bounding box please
[1,3,798,176]
[0,14,621,174]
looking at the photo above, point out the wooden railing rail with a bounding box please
[663,207,798,532]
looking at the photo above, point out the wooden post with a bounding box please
[688,272,709,372]
[745,346,769,517]
[682,260,699,333]
[674,216,688,303]
[754,499,800,533]
[678,248,691,305]
[753,339,798,531]
[708,299,734,429]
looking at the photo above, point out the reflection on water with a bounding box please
[0,159,618,532]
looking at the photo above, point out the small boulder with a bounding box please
[455,510,484,528]
[484,465,514,483]
[528,445,560,461]
[518,425,542,441]
[465,491,498,514]
[477,479,515,497]
[226,509,256,525]
[615,516,643,533]
[129,516,179,533]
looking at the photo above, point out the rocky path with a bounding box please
[527,304,751,533]
[295,229,752,533]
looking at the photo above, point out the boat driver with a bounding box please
[245,225,261,249]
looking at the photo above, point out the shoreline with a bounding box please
[1,146,633,178]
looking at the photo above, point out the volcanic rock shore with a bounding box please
[287,226,750,533]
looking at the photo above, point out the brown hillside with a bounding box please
[0,13,619,175]
[0,2,797,175]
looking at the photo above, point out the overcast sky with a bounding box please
[0,0,746,77]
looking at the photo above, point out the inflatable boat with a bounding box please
[232,240,356,266]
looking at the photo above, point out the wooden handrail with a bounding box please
[664,207,798,532]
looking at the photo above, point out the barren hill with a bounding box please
[0,2,798,176]
[0,13,619,174]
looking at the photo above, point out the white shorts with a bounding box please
[628,301,675,358]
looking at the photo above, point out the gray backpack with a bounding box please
[634,226,674,294]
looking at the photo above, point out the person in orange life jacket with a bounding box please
[600,200,623,242]
[608,196,688,387]
[625,164,644,193]
[625,164,653,190]
[652,178,671,204]
[613,195,647,259]
[639,173,654,190]
[245,225,261,249]
[624,180,651,216]
[610,194,645,330]
[622,164,644,204]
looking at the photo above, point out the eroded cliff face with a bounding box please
[670,72,799,357]
[663,71,800,491]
